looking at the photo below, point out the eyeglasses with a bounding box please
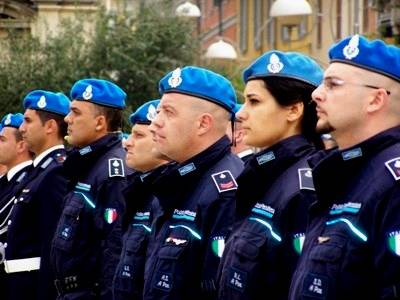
[322,77,391,95]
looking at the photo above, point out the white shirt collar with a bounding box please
[7,160,33,181]
[237,148,253,159]
[33,144,65,167]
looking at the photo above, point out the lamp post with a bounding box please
[205,0,238,60]
[175,1,201,17]
[254,0,312,53]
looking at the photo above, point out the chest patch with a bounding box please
[211,170,238,193]
[298,168,314,190]
[385,157,400,180]
[109,158,124,177]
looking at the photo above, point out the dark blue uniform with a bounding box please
[113,164,169,300]
[0,162,32,298]
[289,127,400,299]
[218,135,317,300]
[143,136,244,300]
[52,133,131,300]
[4,147,67,300]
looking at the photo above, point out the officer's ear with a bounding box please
[366,88,388,114]
[286,101,304,123]
[94,115,107,132]
[197,113,213,136]
[44,119,58,135]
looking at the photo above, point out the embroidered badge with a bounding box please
[317,236,330,244]
[388,231,400,256]
[302,273,328,299]
[256,151,275,165]
[343,34,360,60]
[155,272,173,291]
[211,170,238,193]
[133,211,150,221]
[166,237,188,246]
[79,146,92,155]
[104,208,118,224]
[55,153,66,163]
[147,104,157,121]
[37,95,47,109]
[329,202,361,215]
[168,67,182,88]
[293,233,305,255]
[211,236,225,258]
[385,157,400,180]
[178,162,196,176]
[40,157,53,169]
[298,168,315,190]
[120,264,133,279]
[83,85,93,100]
[341,147,362,160]
[109,158,124,177]
[4,114,11,125]
[267,53,284,74]
[60,225,72,240]
[251,203,275,219]
[172,209,196,221]
[227,266,247,293]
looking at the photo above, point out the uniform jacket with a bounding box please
[218,135,317,300]
[113,164,169,300]
[6,148,67,300]
[289,126,400,300]
[51,133,131,300]
[143,136,244,300]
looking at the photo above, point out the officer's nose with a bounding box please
[19,121,26,134]
[149,114,161,134]
[125,135,133,149]
[312,84,325,103]
[64,113,71,124]
[236,104,247,122]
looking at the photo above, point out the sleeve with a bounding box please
[373,186,400,299]
[95,177,128,300]
[200,188,236,299]
[37,166,68,299]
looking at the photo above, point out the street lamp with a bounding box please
[270,0,312,17]
[205,0,238,60]
[254,0,313,50]
[175,1,201,17]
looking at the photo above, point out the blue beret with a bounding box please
[23,90,70,116]
[243,51,323,87]
[329,35,400,82]
[159,66,237,113]
[129,99,160,125]
[0,113,24,129]
[70,78,126,109]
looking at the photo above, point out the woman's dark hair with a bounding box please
[261,76,323,149]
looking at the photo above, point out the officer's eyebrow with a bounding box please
[244,92,261,98]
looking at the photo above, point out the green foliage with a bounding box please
[0,0,198,130]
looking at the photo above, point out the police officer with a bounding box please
[217,51,323,300]
[113,99,170,300]
[0,113,33,297]
[227,104,254,163]
[144,66,244,300]
[4,91,70,300]
[289,35,400,299]
[52,78,131,299]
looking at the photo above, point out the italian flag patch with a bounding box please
[388,231,400,256]
[104,208,118,224]
[293,233,305,255]
[211,236,225,258]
